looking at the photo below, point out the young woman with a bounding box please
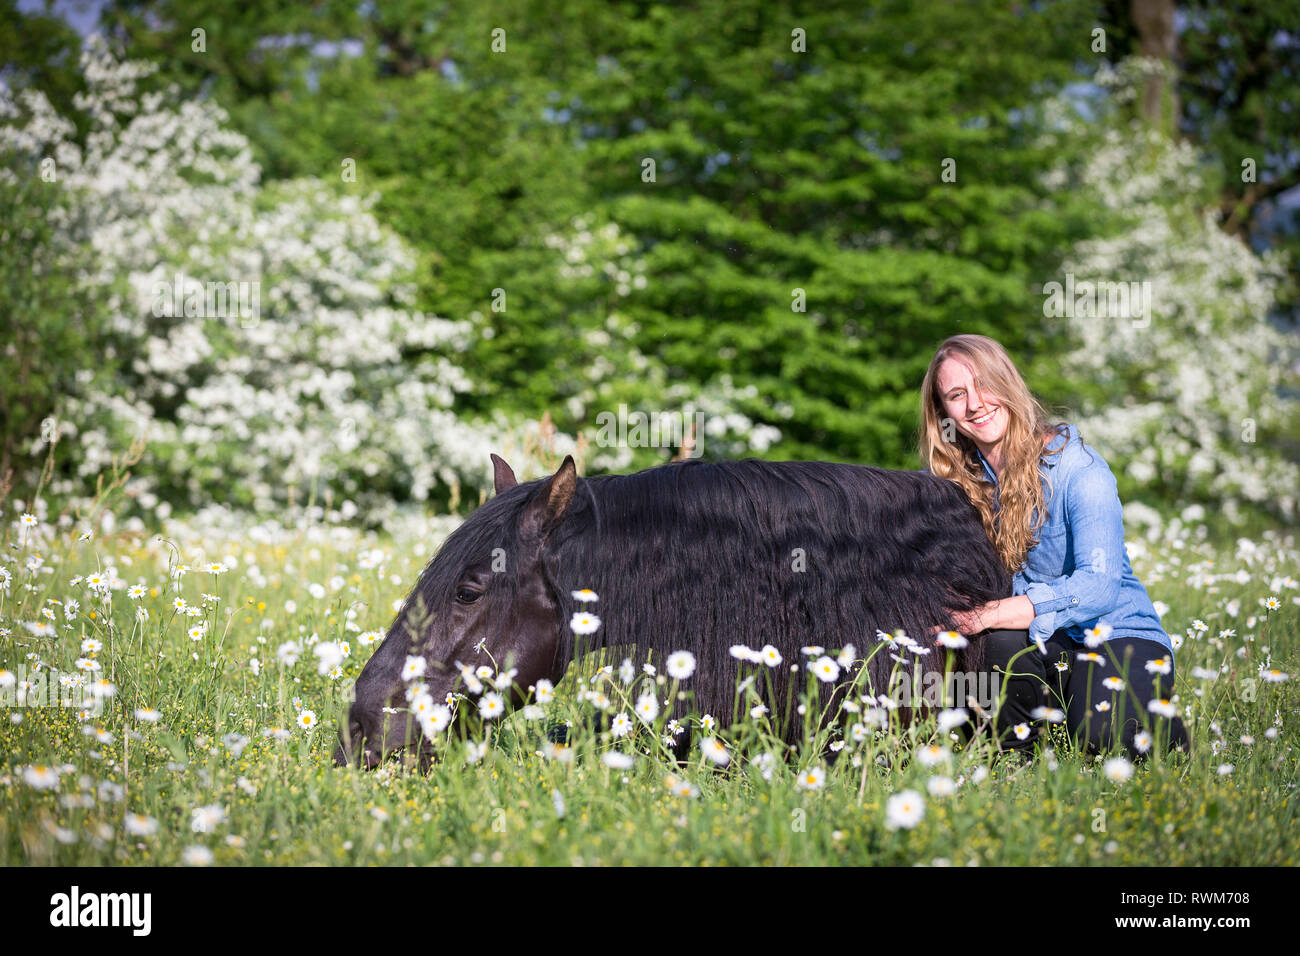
[919,334,1189,759]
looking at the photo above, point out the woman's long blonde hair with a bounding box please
[918,334,1068,575]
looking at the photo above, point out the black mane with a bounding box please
[411,458,1010,740]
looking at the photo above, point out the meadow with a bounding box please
[1,466,1296,869]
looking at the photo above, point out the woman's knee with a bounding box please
[1073,706,1191,759]
[981,629,1032,671]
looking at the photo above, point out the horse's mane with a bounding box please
[413,458,1010,740]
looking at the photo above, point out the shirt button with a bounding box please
[1071,598,1078,604]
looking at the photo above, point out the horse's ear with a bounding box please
[518,455,578,544]
[490,453,518,494]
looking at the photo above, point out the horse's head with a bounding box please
[334,454,579,769]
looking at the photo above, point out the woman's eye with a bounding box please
[455,587,482,605]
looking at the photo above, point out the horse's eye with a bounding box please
[455,587,483,605]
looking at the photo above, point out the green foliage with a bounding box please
[0,108,116,482]
[5,0,1296,521]
[1029,59,1300,527]
[1098,0,1300,259]
[0,0,85,122]
[2,500,1296,865]
[98,0,1106,470]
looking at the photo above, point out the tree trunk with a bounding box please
[1130,0,1179,133]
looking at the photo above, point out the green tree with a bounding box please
[0,91,114,482]
[95,0,1113,471]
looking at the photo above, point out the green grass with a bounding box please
[1,506,1296,866]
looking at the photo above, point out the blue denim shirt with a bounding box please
[970,424,1172,655]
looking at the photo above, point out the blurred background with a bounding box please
[2,0,1297,537]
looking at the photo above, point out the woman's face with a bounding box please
[936,357,1008,453]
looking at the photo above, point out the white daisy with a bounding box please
[936,708,968,733]
[124,813,159,837]
[700,737,730,766]
[1147,699,1178,718]
[181,845,214,866]
[1103,756,1134,783]
[401,655,427,682]
[22,765,60,790]
[420,704,452,738]
[190,804,226,833]
[936,631,968,649]
[1083,622,1113,647]
[751,752,777,781]
[916,744,951,767]
[478,693,505,720]
[665,774,699,798]
[885,790,926,829]
[665,651,696,680]
[635,693,659,723]
[796,766,826,791]
[927,775,956,797]
[811,656,840,683]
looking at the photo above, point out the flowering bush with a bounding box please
[494,212,783,474]
[1036,58,1299,524]
[2,38,504,524]
[2,39,781,527]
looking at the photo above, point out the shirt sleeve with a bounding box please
[1020,464,1125,650]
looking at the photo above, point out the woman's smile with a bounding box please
[936,357,1009,452]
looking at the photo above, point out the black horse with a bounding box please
[335,454,1010,768]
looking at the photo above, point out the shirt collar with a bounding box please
[975,425,1071,484]
[1041,425,1070,467]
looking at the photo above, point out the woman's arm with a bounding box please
[1013,464,1126,649]
[950,594,1035,633]
[946,464,1126,638]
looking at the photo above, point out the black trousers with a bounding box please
[973,628,1191,759]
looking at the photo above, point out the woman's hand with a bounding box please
[929,604,992,636]
[949,606,991,635]
[929,595,1036,636]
